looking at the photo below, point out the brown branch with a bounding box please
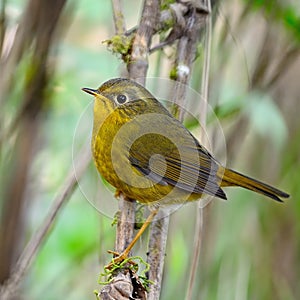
[127,0,160,82]
[250,27,273,89]
[100,1,160,300]
[126,0,164,298]
[109,0,137,261]
[98,3,140,300]
[267,46,300,89]
[146,210,169,300]
[0,117,38,284]
[146,2,211,299]
[114,195,136,254]
[111,0,126,35]
[185,0,212,295]
[0,0,65,108]
[102,1,212,299]
[0,146,91,300]
[183,2,218,298]
[147,2,208,299]
[0,1,72,297]
[171,4,205,120]
[149,3,188,53]
[185,2,212,298]
[0,0,6,55]
[198,0,211,124]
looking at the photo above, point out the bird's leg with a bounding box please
[105,208,159,268]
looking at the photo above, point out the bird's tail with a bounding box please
[219,168,289,202]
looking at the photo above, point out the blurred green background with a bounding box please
[0,0,299,299]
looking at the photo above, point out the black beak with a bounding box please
[82,88,99,96]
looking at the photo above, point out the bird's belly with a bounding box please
[93,152,200,205]
[92,126,204,205]
[93,145,201,205]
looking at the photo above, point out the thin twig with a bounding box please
[128,1,163,299]
[0,0,67,292]
[111,0,126,35]
[128,1,165,296]
[0,0,6,56]
[185,208,204,300]
[198,0,211,126]
[185,2,212,299]
[170,3,205,120]
[267,46,299,89]
[101,1,159,299]
[0,146,91,300]
[102,3,139,299]
[147,3,206,300]
[0,0,66,107]
[146,210,169,300]
[148,3,190,53]
[114,195,136,254]
[127,0,160,81]
[250,27,273,88]
[109,0,137,261]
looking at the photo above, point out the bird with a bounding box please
[82,78,289,264]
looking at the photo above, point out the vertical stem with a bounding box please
[185,1,212,299]
[127,0,160,81]
[107,2,160,299]
[146,210,169,300]
[148,4,206,299]
[125,1,165,298]
[0,0,67,294]
[199,0,211,127]
[0,146,91,300]
[185,208,203,300]
[0,0,6,55]
[125,0,160,261]
[111,0,126,35]
[114,195,136,255]
[109,0,137,260]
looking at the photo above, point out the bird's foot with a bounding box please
[104,250,137,270]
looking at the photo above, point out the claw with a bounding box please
[104,209,159,270]
[105,250,136,270]
[114,190,122,198]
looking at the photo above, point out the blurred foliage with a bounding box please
[1,0,299,299]
[246,0,300,42]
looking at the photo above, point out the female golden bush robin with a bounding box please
[82,78,289,262]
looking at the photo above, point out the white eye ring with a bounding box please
[116,94,128,104]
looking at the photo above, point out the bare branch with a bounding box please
[0,0,6,55]
[199,0,212,125]
[100,1,160,299]
[128,0,160,82]
[0,146,91,300]
[0,0,67,293]
[147,2,209,299]
[109,0,135,272]
[171,4,206,120]
[0,0,66,107]
[267,46,300,89]
[111,0,126,34]
[146,211,169,300]
[102,1,213,299]
[114,194,136,254]
[186,2,212,298]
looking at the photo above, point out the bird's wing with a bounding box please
[128,115,226,200]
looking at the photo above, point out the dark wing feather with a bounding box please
[128,126,226,200]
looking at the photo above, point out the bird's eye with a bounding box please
[116,94,128,104]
